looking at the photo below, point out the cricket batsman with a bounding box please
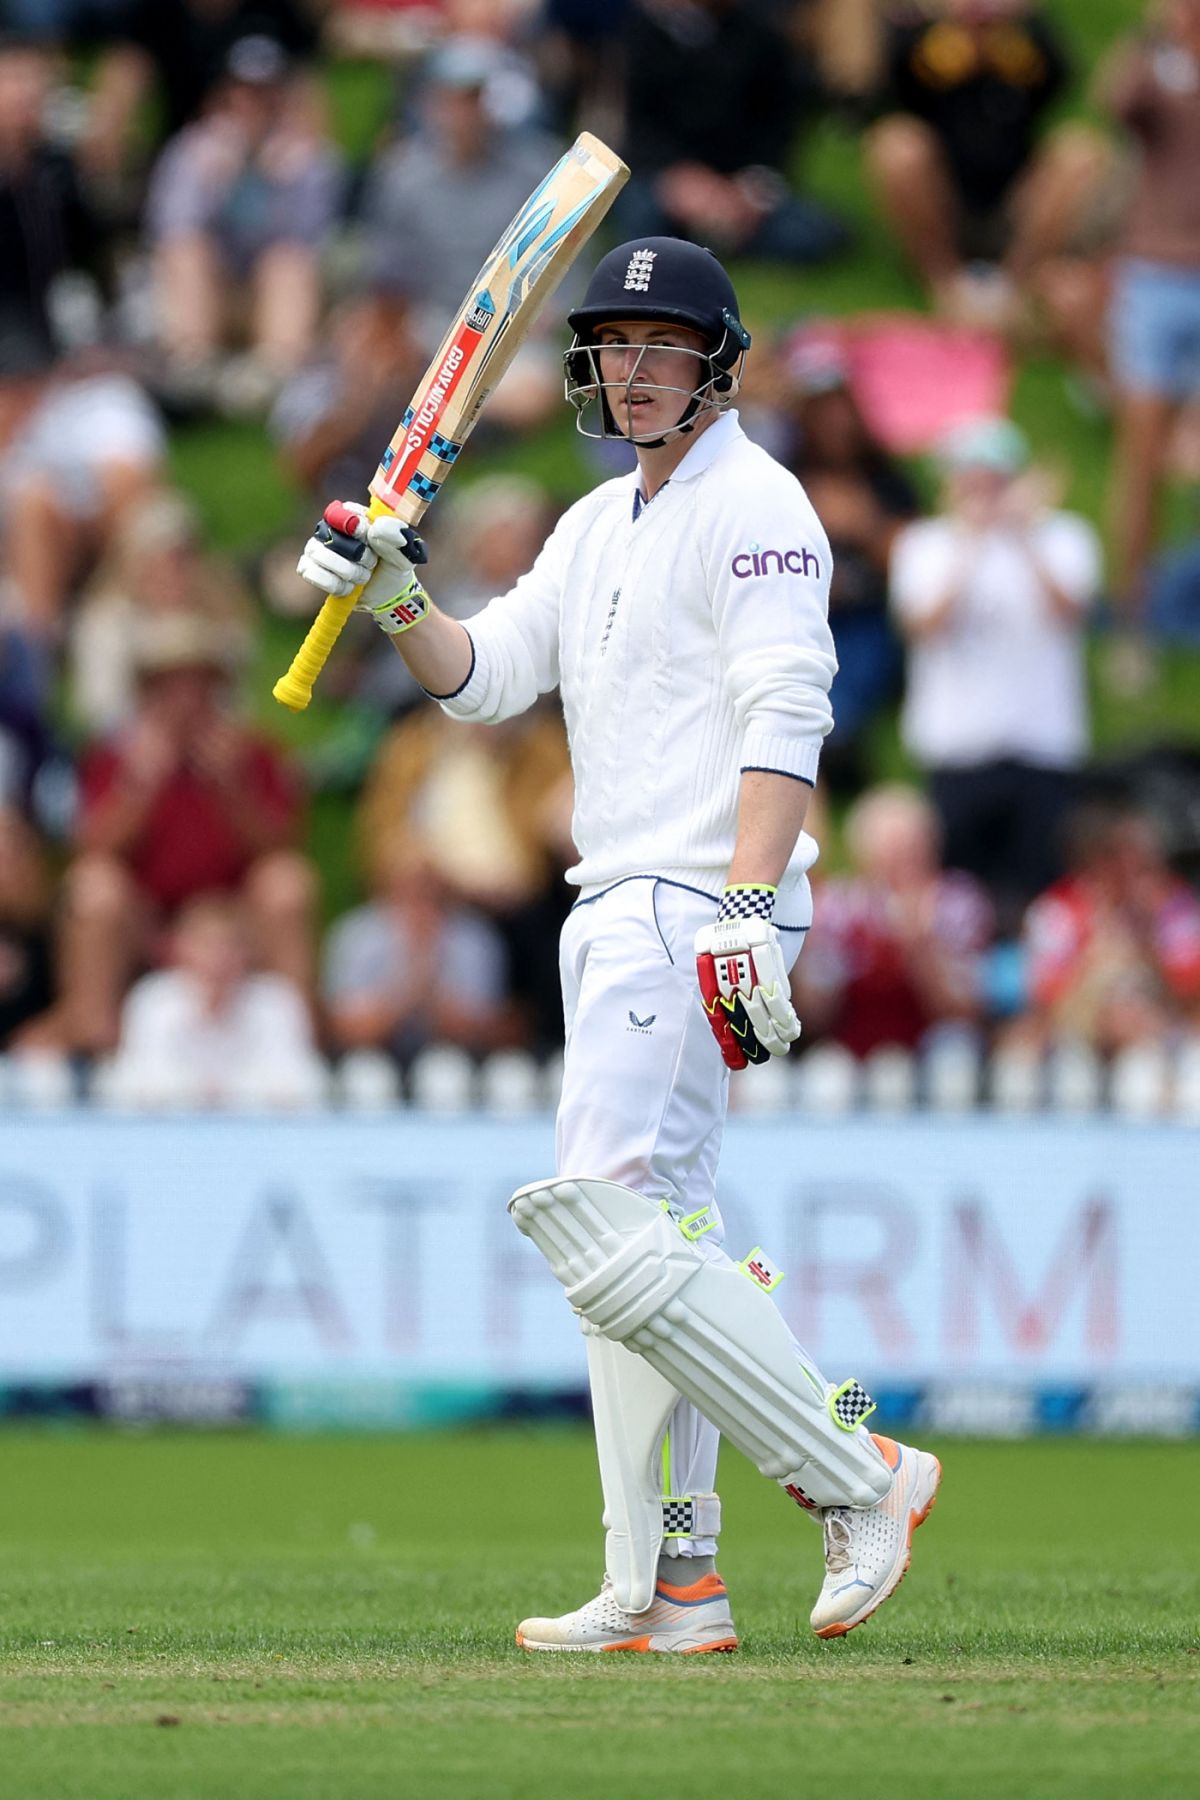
[297,237,942,1653]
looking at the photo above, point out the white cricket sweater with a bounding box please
[437,411,836,920]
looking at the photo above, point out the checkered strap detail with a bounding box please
[717,884,777,923]
[828,1378,877,1433]
[661,1492,721,1539]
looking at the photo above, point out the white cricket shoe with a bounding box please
[516,1571,738,1655]
[810,1434,942,1639]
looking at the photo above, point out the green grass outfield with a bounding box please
[0,1429,1196,1798]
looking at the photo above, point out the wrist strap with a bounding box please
[717,883,777,923]
[367,577,431,636]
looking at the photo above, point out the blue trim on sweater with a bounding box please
[739,764,815,788]
[423,628,476,701]
[572,873,809,935]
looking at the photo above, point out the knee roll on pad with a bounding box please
[510,1177,891,1510]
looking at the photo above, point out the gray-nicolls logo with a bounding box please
[624,248,656,292]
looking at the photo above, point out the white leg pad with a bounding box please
[584,1330,677,1614]
[511,1177,892,1510]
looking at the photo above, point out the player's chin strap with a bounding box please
[584,1330,721,1613]
[624,390,716,450]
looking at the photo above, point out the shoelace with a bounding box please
[822,1509,854,1574]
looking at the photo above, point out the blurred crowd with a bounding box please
[0,0,1198,1110]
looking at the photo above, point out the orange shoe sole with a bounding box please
[515,1630,739,1654]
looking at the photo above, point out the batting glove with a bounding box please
[297,500,431,635]
[695,885,801,1071]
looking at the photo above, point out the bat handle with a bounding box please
[272,495,389,712]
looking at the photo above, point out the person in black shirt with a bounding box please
[0,36,103,349]
[864,0,1106,327]
[616,0,849,263]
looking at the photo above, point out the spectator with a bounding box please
[270,292,425,506]
[1011,800,1200,1054]
[45,612,315,1054]
[0,627,54,1047]
[323,836,518,1068]
[864,0,1106,329]
[0,326,166,650]
[792,783,994,1058]
[775,330,920,792]
[326,1,450,62]
[1146,534,1200,647]
[889,415,1102,930]
[145,33,343,412]
[68,487,255,734]
[359,34,563,430]
[0,621,53,818]
[1,1,126,40]
[616,0,848,264]
[533,0,630,137]
[82,0,319,180]
[109,890,326,1108]
[355,703,572,1047]
[0,34,106,354]
[1102,0,1200,662]
[0,809,53,1052]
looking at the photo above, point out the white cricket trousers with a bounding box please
[554,875,809,1556]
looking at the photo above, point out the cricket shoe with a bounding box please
[810,1434,942,1639]
[516,1572,738,1654]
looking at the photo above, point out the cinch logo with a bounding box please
[732,545,822,580]
[624,248,656,291]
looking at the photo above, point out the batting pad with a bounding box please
[510,1178,892,1510]
[584,1330,678,1613]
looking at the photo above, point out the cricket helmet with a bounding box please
[564,237,751,444]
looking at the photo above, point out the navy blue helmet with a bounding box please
[564,238,751,441]
[567,237,750,394]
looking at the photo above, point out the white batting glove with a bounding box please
[695,886,801,1071]
[297,501,431,635]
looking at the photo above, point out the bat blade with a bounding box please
[273,132,628,712]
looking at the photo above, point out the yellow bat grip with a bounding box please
[272,496,390,712]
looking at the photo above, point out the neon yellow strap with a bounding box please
[739,1245,784,1293]
[678,1204,717,1241]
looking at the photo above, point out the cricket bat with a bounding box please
[273,131,629,711]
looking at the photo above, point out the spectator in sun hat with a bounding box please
[38,611,315,1055]
[890,414,1102,929]
[67,485,255,734]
